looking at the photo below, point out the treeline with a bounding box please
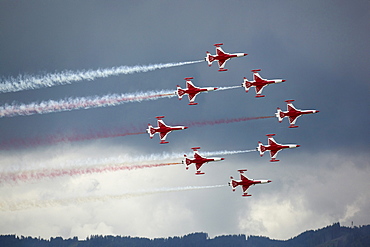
[1,223,370,247]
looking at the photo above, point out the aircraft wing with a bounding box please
[268,137,278,146]
[289,115,300,125]
[187,93,198,103]
[287,103,297,112]
[195,162,205,172]
[253,73,264,83]
[194,152,203,160]
[242,184,252,193]
[240,173,248,181]
[255,85,266,95]
[269,149,281,159]
[157,119,168,128]
[217,59,228,69]
[159,131,170,141]
[216,46,227,56]
[186,81,198,90]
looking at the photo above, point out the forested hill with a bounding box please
[1,223,369,247]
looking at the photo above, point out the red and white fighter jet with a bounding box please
[229,169,271,197]
[257,134,300,162]
[183,147,225,175]
[147,116,188,144]
[176,77,219,105]
[276,100,320,128]
[242,69,285,97]
[205,43,248,72]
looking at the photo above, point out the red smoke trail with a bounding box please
[0,162,181,184]
[0,126,146,150]
[180,115,275,127]
[0,116,273,150]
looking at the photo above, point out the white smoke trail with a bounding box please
[201,149,256,156]
[0,89,176,118]
[1,149,255,176]
[217,85,242,91]
[0,60,203,93]
[31,149,256,171]
[0,184,227,211]
[0,149,255,184]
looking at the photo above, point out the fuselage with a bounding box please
[283,109,319,118]
[252,78,285,87]
[263,143,299,152]
[185,87,218,94]
[155,125,187,134]
[231,179,270,188]
[215,52,247,61]
[188,157,224,165]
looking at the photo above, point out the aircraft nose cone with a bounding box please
[214,87,218,90]
[221,158,225,160]
[316,110,320,113]
[244,53,248,56]
[296,145,301,147]
[268,180,272,183]
[184,127,188,129]
[282,80,286,82]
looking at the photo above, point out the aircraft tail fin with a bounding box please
[228,176,238,191]
[205,52,215,66]
[183,155,192,169]
[242,77,252,92]
[176,86,186,99]
[146,124,156,138]
[257,142,266,156]
[275,108,285,122]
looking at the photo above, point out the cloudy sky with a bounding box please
[0,0,369,240]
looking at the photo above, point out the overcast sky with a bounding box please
[0,0,369,240]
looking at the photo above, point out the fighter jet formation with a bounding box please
[143,43,318,197]
[2,43,319,200]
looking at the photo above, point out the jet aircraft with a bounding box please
[276,100,319,128]
[229,169,271,197]
[205,43,248,72]
[176,77,218,105]
[147,116,188,144]
[183,147,225,175]
[257,134,300,162]
[242,69,285,97]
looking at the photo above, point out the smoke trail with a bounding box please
[0,89,176,118]
[130,149,257,162]
[0,162,181,184]
[201,149,256,156]
[0,184,227,211]
[0,149,255,184]
[0,127,146,150]
[0,116,273,150]
[217,85,242,91]
[0,60,203,93]
[181,115,275,127]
